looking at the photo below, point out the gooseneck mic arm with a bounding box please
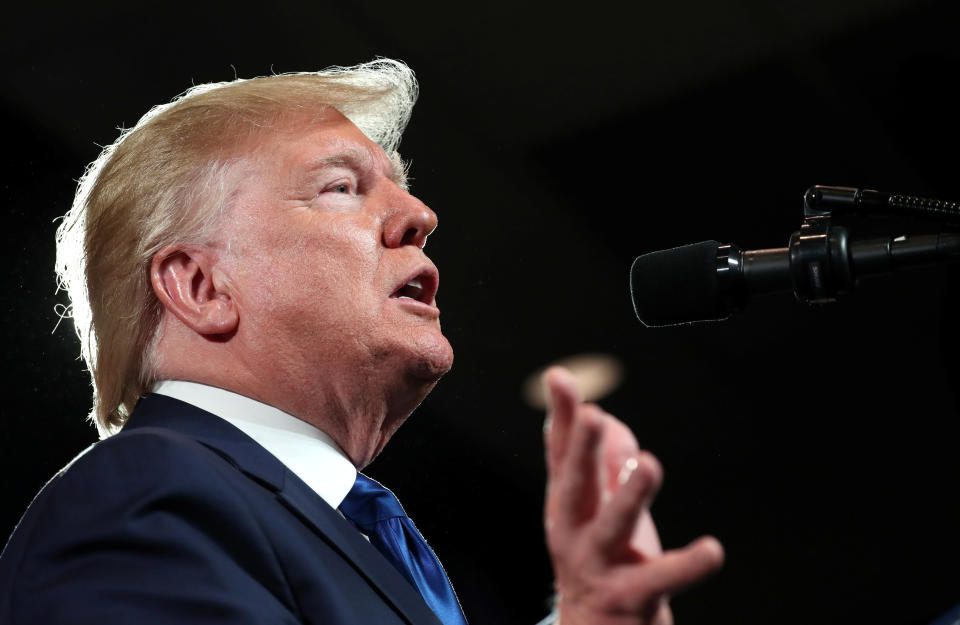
[630,186,960,327]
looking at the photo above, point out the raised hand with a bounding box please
[542,367,724,625]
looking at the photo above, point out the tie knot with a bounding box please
[339,473,407,530]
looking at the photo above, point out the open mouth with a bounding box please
[390,267,439,305]
[394,279,425,300]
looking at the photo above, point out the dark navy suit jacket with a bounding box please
[0,393,445,625]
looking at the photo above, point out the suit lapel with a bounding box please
[276,475,445,625]
[126,394,444,625]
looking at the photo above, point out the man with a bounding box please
[0,59,723,624]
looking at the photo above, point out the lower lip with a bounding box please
[391,296,440,317]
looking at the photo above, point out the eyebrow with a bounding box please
[302,148,410,190]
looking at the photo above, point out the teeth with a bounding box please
[394,277,425,301]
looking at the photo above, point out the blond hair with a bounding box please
[55,59,418,437]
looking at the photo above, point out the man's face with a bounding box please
[214,108,453,416]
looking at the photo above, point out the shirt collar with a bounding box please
[151,380,357,509]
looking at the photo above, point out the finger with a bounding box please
[633,536,725,598]
[543,366,582,477]
[591,452,662,555]
[598,413,642,494]
[552,404,604,529]
[630,508,664,557]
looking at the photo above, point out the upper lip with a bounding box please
[390,263,439,306]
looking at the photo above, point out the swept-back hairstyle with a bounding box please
[55,59,418,438]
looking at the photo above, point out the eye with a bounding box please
[320,179,357,197]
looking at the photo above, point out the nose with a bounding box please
[382,191,438,249]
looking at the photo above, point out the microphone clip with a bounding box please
[787,215,852,305]
[785,185,960,306]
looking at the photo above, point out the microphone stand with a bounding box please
[729,185,960,307]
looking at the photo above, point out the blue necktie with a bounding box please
[339,473,468,625]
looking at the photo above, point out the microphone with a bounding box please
[630,232,960,327]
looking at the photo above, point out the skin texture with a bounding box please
[149,108,722,621]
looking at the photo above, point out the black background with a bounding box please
[2,2,959,624]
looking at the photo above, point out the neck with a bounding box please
[154,334,435,468]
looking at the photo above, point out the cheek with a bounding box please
[222,212,384,331]
[267,245,382,336]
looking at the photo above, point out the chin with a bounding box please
[405,332,454,383]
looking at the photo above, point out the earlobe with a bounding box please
[150,246,239,337]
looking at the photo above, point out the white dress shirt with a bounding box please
[151,380,357,509]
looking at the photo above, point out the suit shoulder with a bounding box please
[0,425,296,624]
[4,425,259,560]
[63,424,237,479]
[1,407,414,625]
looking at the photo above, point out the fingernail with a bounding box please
[617,456,639,485]
[543,416,552,434]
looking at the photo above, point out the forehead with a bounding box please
[252,108,398,182]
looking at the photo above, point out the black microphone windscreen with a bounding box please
[630,240,727,327]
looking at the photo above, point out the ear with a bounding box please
[150,245,239,337]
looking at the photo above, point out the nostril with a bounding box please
[400,227,420,247]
